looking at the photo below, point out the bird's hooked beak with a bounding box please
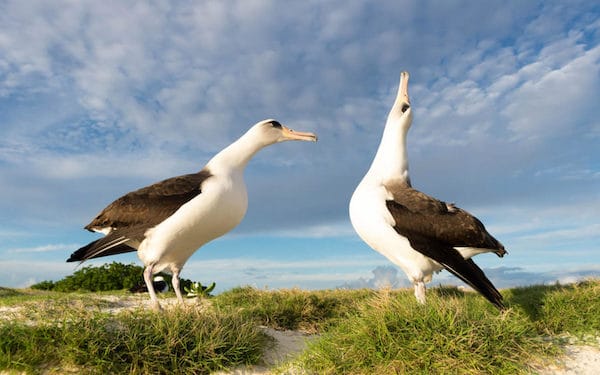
[281,125,318,142]
[389,71,411,119]
[399,71,410,106]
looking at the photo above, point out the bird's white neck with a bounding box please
[361,72,413,187]
[206,130,267,173]
[364,116,411,186]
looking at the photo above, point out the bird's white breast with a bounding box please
[349,179,441,281]
[138,173,248,272]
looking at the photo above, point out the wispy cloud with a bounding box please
[0,1,598,289]
[245,222,356,239]
[0,260,81,288]
[185,255,384,273]
[0,229,28,240]
[339,266,410,289]
[7,243,81,254]
[340,265,600,292]
[518,223,600,242]
[505,44,600,142]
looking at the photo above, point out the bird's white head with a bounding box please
[207,119,317,171]
[249,119,318,145]
[363,71,413,184]
[387,71,412,131]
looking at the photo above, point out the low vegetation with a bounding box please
[286,280,600,374]
[0,280,598,374]
[288,290,547,374]
[0,299,267,374]
[214,286,375,332]
[31,262,144,292]
[30,262,202,295]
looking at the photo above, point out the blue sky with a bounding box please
[1,1,599,292]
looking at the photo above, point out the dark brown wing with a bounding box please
[386,184,504,250]
[68,169,212,263]
[385,183,505,309]
[392,225,504,309]
[85,169,212,231]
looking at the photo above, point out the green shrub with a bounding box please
[30,262,144,292]
[29,280,55,291]
[29,262,201,294]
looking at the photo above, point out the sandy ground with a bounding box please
[536,344,600,375]
[212,327,317,375]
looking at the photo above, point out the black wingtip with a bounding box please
[469,276,505,310]
[67,245,89,262]
[67,233,139,264]
[490,295,505,310]
[66,238,101,263]
[66,254,82,263]
[441,258,505,310]
[477,281,505,310]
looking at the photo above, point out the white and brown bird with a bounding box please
[349,72,506,309]
[68,119,317,309]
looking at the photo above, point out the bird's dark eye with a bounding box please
[269,120,282,128]
[401,104,410,113]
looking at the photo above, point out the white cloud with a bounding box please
[185,255,384,274]
[7,243,81,254]
[339,265,600,291]
[339,265,409,289]
[0,1,599,291]
[0,229,28,240]
[519,223,600,242]
[0,260,78,287]
[473,198,600,239]
[505,44,600,141]
[246,221,356,239]
[410,33,600,151]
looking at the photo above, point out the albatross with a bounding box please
[68,119,317,309]
[349,72,506,309]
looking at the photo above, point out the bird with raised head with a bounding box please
[349,72,506,309]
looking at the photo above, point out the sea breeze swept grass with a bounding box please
[214,287,376,332]
[507,280,600,346]
[283,289,555,374]
[282,281,600,375]
[0,302,267,374]
[1,280,598,374]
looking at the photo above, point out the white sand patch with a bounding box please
[537,344,600,375]
[213,327,317,375]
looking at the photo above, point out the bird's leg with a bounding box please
[172,268,185,305]
[143,265,162,310]
[414,281,427,304]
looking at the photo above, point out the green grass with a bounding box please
[0,287,131,309]
[0,280,598,374]
[0,296,267,374]
[284,280,600,374]
[285,289,552,374]
[213,286,375,332]
[506,280,600,339]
